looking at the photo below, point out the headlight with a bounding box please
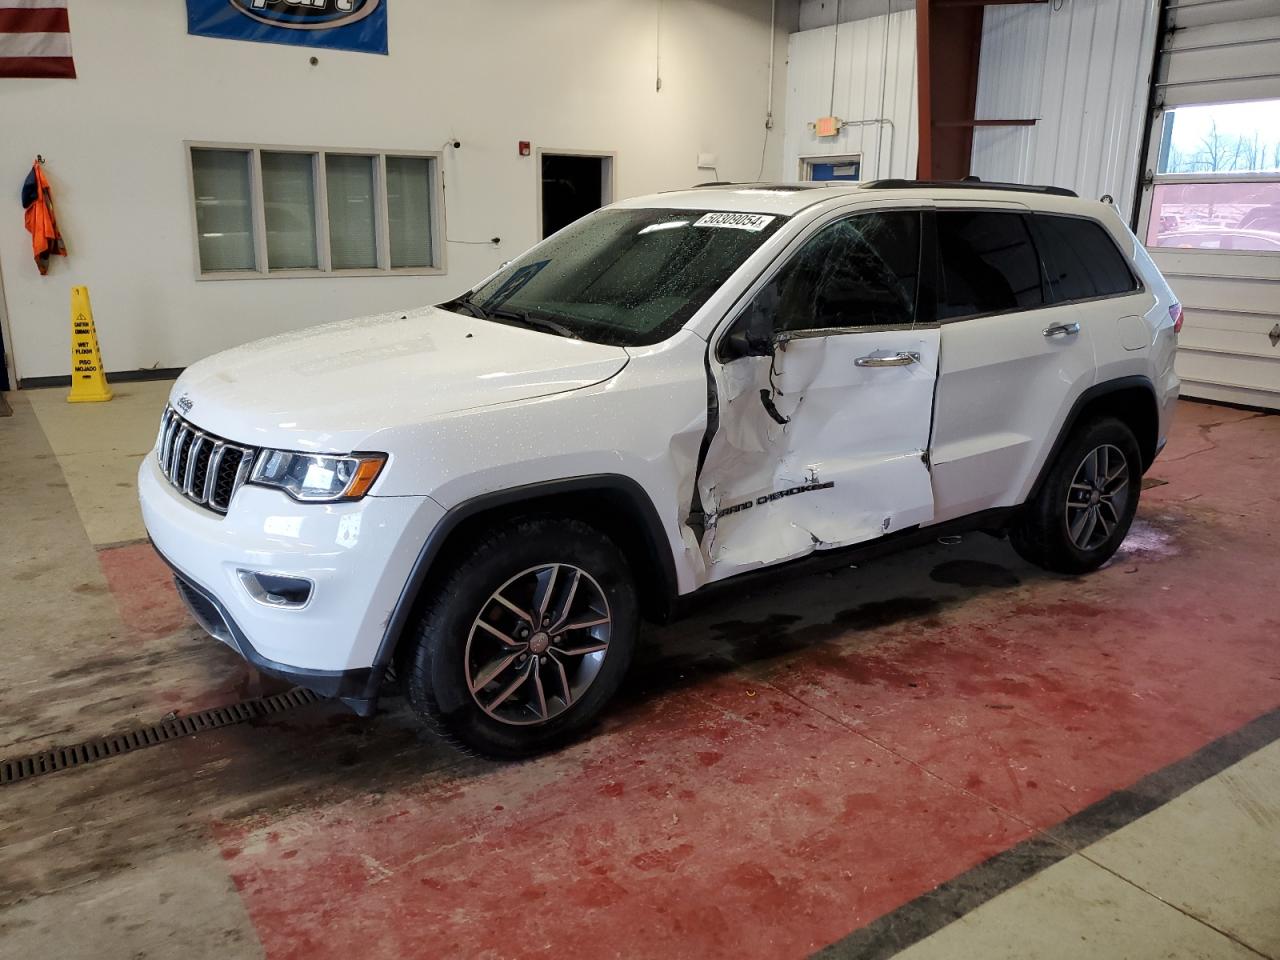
[249,450,386,502]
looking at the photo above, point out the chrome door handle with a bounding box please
[855,351,920,367]
[1043,321,1081,338]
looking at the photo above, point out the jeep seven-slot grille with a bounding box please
[157,406,256,514]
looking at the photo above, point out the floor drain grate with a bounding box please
[0,687,322,787]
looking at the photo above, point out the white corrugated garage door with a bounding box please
[1136,0,1280,409]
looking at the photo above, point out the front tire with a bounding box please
[1011,417,1142,575]
[405,517,638,758]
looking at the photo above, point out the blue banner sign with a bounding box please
[186,0,388,55]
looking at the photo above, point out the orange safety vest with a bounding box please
[23,162,66,275]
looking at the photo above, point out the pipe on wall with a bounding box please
[840,117,896,177]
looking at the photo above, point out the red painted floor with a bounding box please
[97,540,188,641]
[217,680,1033,958]
[195,404,1280,958]
[772,523,1280,833]
[97,541,296,713]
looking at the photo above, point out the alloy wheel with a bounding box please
[464,563,612,726]
[1065,443,1130,551]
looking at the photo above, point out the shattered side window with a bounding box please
[769,211,921,333]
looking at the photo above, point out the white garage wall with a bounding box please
[796,0,912,33]
[970,0,1161,221]
[0,0,791,383]
[783,7,917,181]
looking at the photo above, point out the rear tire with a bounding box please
[405,517,638,758]
[1011,417,1142,575]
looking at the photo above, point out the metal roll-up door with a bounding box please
[1135,0,1280,409]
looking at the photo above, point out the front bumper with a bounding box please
[139,453,444,712]
[159,552,379,713]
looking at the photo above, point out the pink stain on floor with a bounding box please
[771,564,1280,830]
[97,541,190,641]
[214,677,1033,960]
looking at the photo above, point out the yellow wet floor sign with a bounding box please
[68,285,112,403]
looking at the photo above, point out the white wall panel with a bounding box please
[1148,229,1280,411]
[1167,0,1278,30]
[797,0,912,33]
[783,9,918,181]
[970,0,1161,221]
[1159,3,1280,105]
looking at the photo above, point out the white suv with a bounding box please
[140,180,1181,756]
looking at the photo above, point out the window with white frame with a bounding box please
[188,144,443,276]
[1146,99,1280,254]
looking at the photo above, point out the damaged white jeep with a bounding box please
[140,180,1181,756]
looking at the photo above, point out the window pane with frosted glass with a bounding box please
[261,152,319,270]
[1147,182,1280,251]
[326,154,378,269]
[191,149,254,272]
[387,156,434,268]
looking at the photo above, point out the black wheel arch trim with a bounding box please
[371,474,679,684]
[1027,374,1159,502]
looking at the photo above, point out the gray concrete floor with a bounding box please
[898,741,1280,960]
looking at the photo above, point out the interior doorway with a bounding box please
[539,151,614,238]
[801,155,862,182]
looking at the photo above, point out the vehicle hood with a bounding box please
[171,306,629,452]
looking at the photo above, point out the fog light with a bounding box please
[238,570,313,609]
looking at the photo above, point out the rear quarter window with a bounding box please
[1032,214,1139,303]
[936,211,1044,321]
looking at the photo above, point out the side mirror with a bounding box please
[722,326,773,361]
[720,288,778,361]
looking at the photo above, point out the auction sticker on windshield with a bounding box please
[693,212,776,231]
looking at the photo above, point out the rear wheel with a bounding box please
[1011,417,1142,574]
[405,517,638,758]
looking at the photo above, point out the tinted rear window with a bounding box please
[1033,214,1138,302]
[936,211,1044,321]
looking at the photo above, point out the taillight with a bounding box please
[1169,303,1183,334]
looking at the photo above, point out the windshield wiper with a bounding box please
[442,294,489,321]
[442,295,581,340]
[488,307,581,340]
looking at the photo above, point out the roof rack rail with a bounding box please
[862,178,1078,198]
[683,181,833,193]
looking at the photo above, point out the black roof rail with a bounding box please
[686,181,831,191]
[862,178,1078,198]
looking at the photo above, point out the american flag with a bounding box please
[0,1,75,79]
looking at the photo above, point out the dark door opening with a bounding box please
[0,264,9,393]
[540,153,611,238]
